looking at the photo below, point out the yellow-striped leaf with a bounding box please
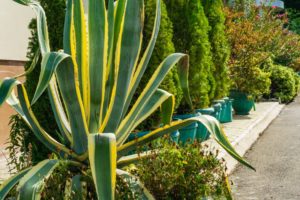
[0,78,20,106]
[88,133,117,200]
[117,169,155,200]
[73,0,89,119]
[55,56,89,156]
[122,0,162,118]
[17,160,59,199]
[88,0,108,133]
[117,89,174,145]
[0,168,31,200]
[104,0,144,133]
[31,51,68,105]
[17,85,77,159]
[116,53,186,145]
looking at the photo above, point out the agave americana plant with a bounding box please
[0,0,254,199]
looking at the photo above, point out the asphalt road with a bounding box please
[230,95,300,200]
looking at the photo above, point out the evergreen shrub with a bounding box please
[203,0,231,99]
[134,0,183,130]
[264,63,300,102]
[164,0,215,111]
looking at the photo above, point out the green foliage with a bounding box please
[134,140,232,199]
[0,0,253,198]
[225,6,285,97]
[263,61,300,103]
[294,72,300,93]
[134,0,183,130]
[142,0,182,108]
[6,115,32,172]
[8,0,65,166]
[40,162,140,200]
[203,0,231,99]
[287,9,300,34]
[164,0,214,110]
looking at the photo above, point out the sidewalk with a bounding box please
[0,101,285,183]
[230,96,300,199]
[204,101,285,174]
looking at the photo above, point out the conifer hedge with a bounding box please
[134,0,183,129]
[203,0,231,99]
[164,0,214,111]
[139,0,182,108]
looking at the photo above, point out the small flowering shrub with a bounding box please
[225,5,293,97]
[132,139,232,199]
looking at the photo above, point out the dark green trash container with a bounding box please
[212,103,222,121]
[173,113,199,145]
[213,100,227,123]
[223,97,233,123]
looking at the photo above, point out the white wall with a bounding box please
[0,0,34,61]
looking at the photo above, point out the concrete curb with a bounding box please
[222,102,285,174]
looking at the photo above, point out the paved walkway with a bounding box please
[205,101,284,173]
[230,96,300,200]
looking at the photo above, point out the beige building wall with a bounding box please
[0,0,32,146]
[0,0,34,61]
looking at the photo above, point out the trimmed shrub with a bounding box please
[265,64,299,103]
[133,140,232,199]
[203,0,231,99]
[134,0,183,130]
[8,0,65,167]
[164,0,215,111]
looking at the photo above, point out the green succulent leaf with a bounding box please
[88,133,117,200]
[31,51,68,105]
[88,0,108,132]
[64,175,86,200]
[15,49,40,78]
[47,78,72,145]
[117,89,174,145]
[73,0,89,113]
[104,0,144,133]
[55,56,89,156]
[122,0,162,118]
[17,85,76,159]
[13,0,51,55]
[0,168,31,200]
[0,78,20,106]
[6,91,29,125]
[17,159,59,199]
[177,55,193,109]
[117,169,155,200]
[116,53,186,145]
[12,0,31,6]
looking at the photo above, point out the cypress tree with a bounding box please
[142,0,182,108]
[164,0,215,111]
[9,0,65,165]
[134,0,182,129]
[203,0,231,99]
